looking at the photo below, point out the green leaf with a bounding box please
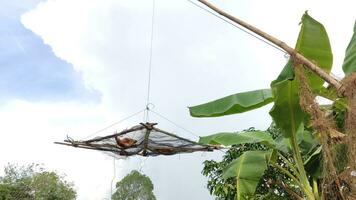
[273,60,295,84]
[304,146,323,178]
[274,123,317,153]
[296,12,333,89]
[274,135,291,153]
[270,79,304,138]
[222,151,270,200]
[315,86,348,111]
[294,124,319,154]
[315,86,338,101]
[304,144,348,179]
[270,12,332,138]
[273,12,333,89]
[189,89,273,117]
[342,21,356,75]
[199,131,276,148]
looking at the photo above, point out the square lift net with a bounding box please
[55,122,219,157]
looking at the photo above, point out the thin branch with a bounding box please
[269,162,311,198]
[274,180,304,200]
[277,152,301,180]
[197,0,344,95]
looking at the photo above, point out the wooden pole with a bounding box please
[198,0,344,95]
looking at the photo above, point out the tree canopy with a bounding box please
[112,170,156,200]
[202,126,295,200]
[0,163,76,200]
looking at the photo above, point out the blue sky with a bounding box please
[0,0,100,103]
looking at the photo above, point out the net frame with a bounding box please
[55,122,218,157]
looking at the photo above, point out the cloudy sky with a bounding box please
[1,0,355,199]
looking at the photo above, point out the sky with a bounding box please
[0,0,355,199]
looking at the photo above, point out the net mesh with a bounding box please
[55,122,218,157]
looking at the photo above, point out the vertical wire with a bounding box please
[144,0,156,122]
[110,158,116,199]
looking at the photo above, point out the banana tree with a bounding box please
[189,2,356,199]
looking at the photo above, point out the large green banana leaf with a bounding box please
[274,12,333,88]
[270,12,333,138]
[222,150,271,200]
[296,12,333,88]
[342,21,356,75]
[270,78,303,138]
[189,89,273,117]
[199,131,276,147]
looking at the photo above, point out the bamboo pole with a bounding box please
[198,0,345,95]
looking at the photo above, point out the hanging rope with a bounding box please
[144,0,156,122]
[186,0,287,54]
[110,157,116,199]
[150,109,200,139]
[150,110,228,153]
[139,157,148,172]
[81,108,146,140]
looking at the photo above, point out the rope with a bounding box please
[150,110,200,139]
[139,157,148,172]
[81,108,146,140]
[186,0,287,54]
[151,110,228,154]
[144,0,156,122]
[110,158,116,199]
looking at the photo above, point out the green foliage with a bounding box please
[270,12,332,138]
[296,12,333,88]
[272,12,333,87]
[269,78,304,138]
[0,163,76,200]
[304,143,349,179]
[223,150,271,200]
[190,9,356,200]
[202,127,293,200]
[199,130,276,148]
[112,170,156,200]
[191,12,343,200]
[303,146,323,178]
[189,89,273,117]
[342,21,356,75]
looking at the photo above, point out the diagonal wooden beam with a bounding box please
[198,0,344,95]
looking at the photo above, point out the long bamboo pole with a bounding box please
[198,0,344,95]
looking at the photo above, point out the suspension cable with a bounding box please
[81,108,146,140]
[144,0,156,122]
[150,109,200,139]
[186,0,287,54]
[110,158,116,199]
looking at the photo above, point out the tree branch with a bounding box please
[274,180,304,200]
[197,0,344,95]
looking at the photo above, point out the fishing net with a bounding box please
[55,122,218,157]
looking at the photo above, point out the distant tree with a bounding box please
[0,163,76,200]
[112,170,156,200]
